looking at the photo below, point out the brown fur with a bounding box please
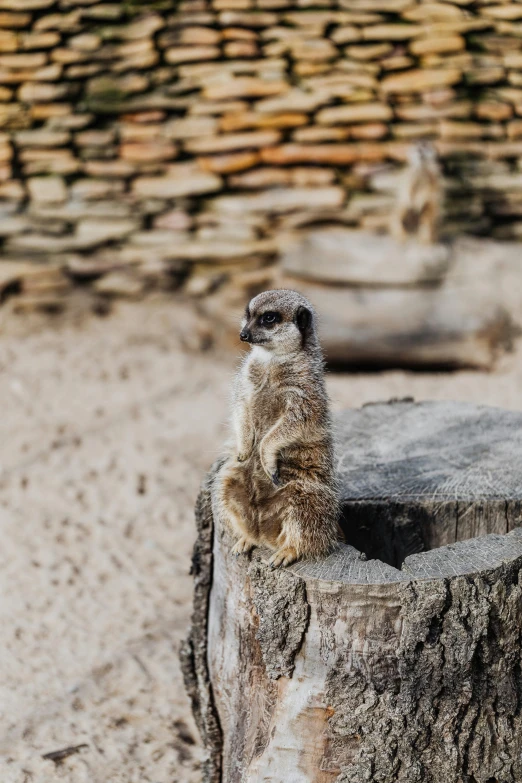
[390,141,442,245]
[213,289,340,568]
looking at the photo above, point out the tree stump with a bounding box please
[181,401,522,783]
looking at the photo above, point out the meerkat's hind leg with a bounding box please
[390,212,407,243]
[418,201,438,244]
[215,461,255,555]
[269,544,299,568]
[231,535,255,556]
[267,528,299,568]
[222,503,256,556]
[272,481,338,568]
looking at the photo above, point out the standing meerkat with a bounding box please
[213,289,340,568]
[390,140,443,244]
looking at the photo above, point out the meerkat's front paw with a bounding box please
[269,545,298,568]
[237,439,254,462]
[261,454,280,486]
[231,536,254,557]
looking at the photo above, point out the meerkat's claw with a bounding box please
[268,545,298,568]
[231,536,254,556]
[237,439,254,462]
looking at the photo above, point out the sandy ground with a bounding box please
[2,295,522,783]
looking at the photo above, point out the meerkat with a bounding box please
[213,289,340,568]
[390,140,442,244]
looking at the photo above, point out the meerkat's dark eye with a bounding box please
[259,311,281,327]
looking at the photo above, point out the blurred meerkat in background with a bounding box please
[390,141,443,245]
[213,289,340,568]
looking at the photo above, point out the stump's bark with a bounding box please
[182,401,522,783]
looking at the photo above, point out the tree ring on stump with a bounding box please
[182,401,522,783]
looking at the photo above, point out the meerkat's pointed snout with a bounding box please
[240,328,251,342]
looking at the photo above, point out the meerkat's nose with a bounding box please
[240,329,251,342]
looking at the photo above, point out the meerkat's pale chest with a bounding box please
[239,352,284,435]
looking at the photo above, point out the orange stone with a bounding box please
[439,120,487,140]
[18,82,70,103]
[0,30,17,51]
[0,12,31,27]
[120,111,166,123]
[203,77,289,100]
[293,61,331,76]
[474,102,513,121]
[317,102,392,124]
[184,129,281,154]
[84,160,135,177]
[218,11,277,26]
[221,27,258,40]
[381,67,461,93]
[228,167,291,188]
[30,103,71,120]
[0,180,24,199]
[396,100,471,121]
[507,120,522,140]
[345,42,393,61]
[213,0,253,9]
[198,151,260,173]
[176,26,221,45]
[120,141,178,162]
[220,111,308,132]
[351,122,389,140]
[0,141,12,162]
[260,143,389,165]
[165,45,220,64]
[293,126,351,143]
[410,34,464,56]
[21,31,60,49]
[224,41,258,58]
[0,52,47,68]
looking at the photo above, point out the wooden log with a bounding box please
[278,279,513,369]
[281,230,451,286]
[278,231,517,369]
[181,400,522,783]
[200,276,515,370]
[199,234,518,369]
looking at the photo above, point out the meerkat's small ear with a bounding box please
[295,305,312,340]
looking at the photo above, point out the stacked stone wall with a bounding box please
[3,0,522,296]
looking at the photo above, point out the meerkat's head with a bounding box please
[408,140,438,167]
[239,289,316,356]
